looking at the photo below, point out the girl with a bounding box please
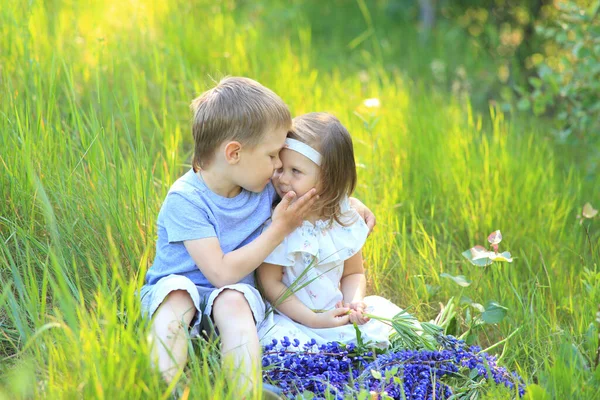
[257,112,402,348]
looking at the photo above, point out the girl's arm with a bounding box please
[340,251,366,304]
[257,262,350,329]
[340,251,370,325]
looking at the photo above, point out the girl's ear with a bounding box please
[224,141,242,164]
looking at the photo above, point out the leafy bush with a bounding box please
[517,1,600,149]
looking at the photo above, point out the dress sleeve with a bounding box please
[328,197,369,261]
[262,197,370,266]
[262,220,295,267]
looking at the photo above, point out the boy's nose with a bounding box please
[273,156,283,170]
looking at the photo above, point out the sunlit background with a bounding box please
[1,0,599,398]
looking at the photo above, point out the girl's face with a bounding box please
[272,148,320,199]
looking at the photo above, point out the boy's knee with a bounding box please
[164,289,194,304]
[212,289,251,316]
[159,290,196,322]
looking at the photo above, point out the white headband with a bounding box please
[284,138,322,166]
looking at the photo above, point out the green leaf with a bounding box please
[462,244,513,264]
[582,202,598,219]
[469,368,480,379]
[299,391,316,400]
[558,342,589,370]
[371,369,382,380]
[462,247,493,267]
[440,272,472,287]
[588,2,600,17]
[523,384,550,400]
[385,366,399,381]
[488,251,513,262]
[538,64,552,78]
[356,391,369,400]
[353,323,364,348]
[471,303,485,313]
[481,301,508,324]
[529,77,543,89]
[466,332,478,345]
[426,284,441,296]
[578,47,592,59]
[517,97,531,110]
[446,315,458,336]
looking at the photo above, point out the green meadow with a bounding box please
[1,0,599,398]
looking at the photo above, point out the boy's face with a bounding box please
[235,125,287,193]
[272,148,320,199]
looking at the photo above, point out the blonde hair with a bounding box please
[289,113,357,226]
[190,77,291,170]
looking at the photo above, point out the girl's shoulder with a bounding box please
[312,196,364,230]
[263,197,369,267]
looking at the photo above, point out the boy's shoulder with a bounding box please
[164,168,277,208]
[159,169,210,215]
[169,168,206,195]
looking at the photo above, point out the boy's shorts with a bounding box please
[140,274,267,336]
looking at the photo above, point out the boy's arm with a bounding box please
[349,197,376,233]
[184,190,317,288]
[184,225,284,288]
[257,263,319,327]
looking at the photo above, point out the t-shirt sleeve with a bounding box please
[162,192,216,243]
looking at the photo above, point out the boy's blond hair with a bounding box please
[190,77,291,170]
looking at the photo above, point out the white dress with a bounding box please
[257,198,403,348]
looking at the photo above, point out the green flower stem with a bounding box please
[362,312,392,322]
[478,327,521,355]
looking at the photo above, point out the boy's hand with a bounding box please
[349,197,376,234]
[310,307,350,328]
[271,189,318,235]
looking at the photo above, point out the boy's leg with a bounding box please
[211,289,261,393]
[149,290,196,383]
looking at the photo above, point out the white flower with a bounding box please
[363,98,380,108]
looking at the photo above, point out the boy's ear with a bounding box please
[224,141,242,164]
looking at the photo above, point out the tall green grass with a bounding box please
[1,0,599,398]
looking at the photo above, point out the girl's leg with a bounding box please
[211,289,261,393]
[149,289,196,383]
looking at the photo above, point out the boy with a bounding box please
[140,77,374,395]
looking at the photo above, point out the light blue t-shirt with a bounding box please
[144,168,277,288]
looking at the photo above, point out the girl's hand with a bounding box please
[348,309,370,325]
[335,301,370,325]
[310,307,350,328]
[271,189,318,235]
[335,300,367,312]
